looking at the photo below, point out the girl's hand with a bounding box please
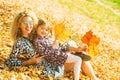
[50,27,55,40]
[79,44,88,52]
[52,39,59,49]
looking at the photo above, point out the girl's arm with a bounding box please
[69,44,88,53]
[69,46,83,52]
[52,39,59,49]
[50,28,59,49]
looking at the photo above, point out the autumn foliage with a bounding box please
[54,21,73,44]
[81,30,100,56]
[0,0,120,80]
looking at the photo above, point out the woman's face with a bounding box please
[37,25,49,37]
[19,16,33,36]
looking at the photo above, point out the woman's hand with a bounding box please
[29,55,44,64]
[22,55,44,66]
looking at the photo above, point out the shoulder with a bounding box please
[13,37,31,47]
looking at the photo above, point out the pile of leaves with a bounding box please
[0,0,120,80]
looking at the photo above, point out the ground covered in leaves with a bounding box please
[0,0,120,80]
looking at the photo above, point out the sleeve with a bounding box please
[60,43,70,52]
[6,42,24,66]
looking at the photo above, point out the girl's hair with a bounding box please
[32,19,49,35]
[12,11,38,41]
[30,19,52,41]
[36,19,48,30]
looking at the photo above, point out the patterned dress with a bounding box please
[6,36,67,78]
[6,37,35,66]
[32,35,69,78]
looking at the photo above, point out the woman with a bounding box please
[6,11,42,66]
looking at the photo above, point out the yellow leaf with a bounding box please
[54,22,65,37]
[54,22,72,43]
[88,44,100,56]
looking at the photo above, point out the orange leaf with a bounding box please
[81,30,93,45]
[89,35,100,46]
[81,30,100,56]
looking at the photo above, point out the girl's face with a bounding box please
[19,16,33,36]
[37,25,49,37]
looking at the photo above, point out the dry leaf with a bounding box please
[54,22,72,43]
[81,30,100,56]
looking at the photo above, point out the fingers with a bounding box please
[37,56,44,63]
[39,56,44,58]
[33,54,40,58]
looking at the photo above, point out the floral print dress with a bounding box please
[6,36,68,78]
[32,35,69,78]
[6,37,36,66]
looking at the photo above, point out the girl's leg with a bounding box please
[66,53,82,80]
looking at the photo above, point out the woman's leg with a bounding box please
[81,61,100,80]
[66,53,82,80]
[67,41,99,80]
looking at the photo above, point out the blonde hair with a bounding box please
[12,11,38,41]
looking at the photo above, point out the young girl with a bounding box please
[32,19,89,80]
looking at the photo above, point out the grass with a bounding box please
[101,0,120,11]
[58,0,120,38]
[58,0,120,24]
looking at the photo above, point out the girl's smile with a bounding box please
[37,25,49,37]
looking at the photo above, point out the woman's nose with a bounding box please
[26,23,31,27]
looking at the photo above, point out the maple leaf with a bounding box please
[81,30,100,56]
[54,22,73,44]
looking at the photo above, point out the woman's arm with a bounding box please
[6,39,37,66]
[6,43,25,66]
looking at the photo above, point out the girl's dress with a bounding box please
[32,35,69,78]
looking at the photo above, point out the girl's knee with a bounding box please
[75,57,82,64]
